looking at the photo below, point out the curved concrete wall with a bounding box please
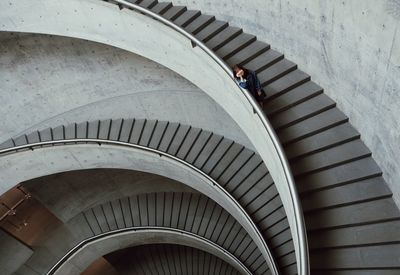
[23,169,196,222]
[173,0,400,206]
[53,229,247,275]
[0,3,308,271]
[0,144,274,271]
[0,32,252,149]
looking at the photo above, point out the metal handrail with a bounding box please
[109,1,309,274]
[0,139,279,274]
[46,227,253,275]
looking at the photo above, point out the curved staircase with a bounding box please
[0,0,399,274]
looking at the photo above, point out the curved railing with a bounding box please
[46,227,253,275]
[0,139,278,275]
[107,1,309,274]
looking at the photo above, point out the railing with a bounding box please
[46,227,253,275]
[109,1,309,274]
[0,138,279,274]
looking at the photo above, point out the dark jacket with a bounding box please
[237,70,266,101]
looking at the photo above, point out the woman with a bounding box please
[233,64,266,107]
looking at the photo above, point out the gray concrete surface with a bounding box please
[0,3,307,268]
[23,169,196,222]
[54,228,248,275]
[0,144,273,270]
[173,0,400,206]
[0,230,33,275]
[0,32,252,150]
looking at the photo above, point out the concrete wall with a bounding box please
[172,0,400,205]
[0,230,33,275]
[0,32,252,149]
[23,169,196,222]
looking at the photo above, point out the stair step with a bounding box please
[157,122,180,152]
[297,157,382,194]
[166,124,191,155]
[173,10,201,28]
[176,127,202,160]
[137,0,158,9]
[192,133,224,168]
[309,220,400,249]
[306,197,400,231]
[265,81,322,116]
[215,32,257,60]
[277,251,296,268]
[243,49,284,73]
[184,14,215,35]
[201,139,234,173]
[258,59,297,87]
[264,70,311,101]
[269,228,292,248]
[148,121,169,149]
[277,108,348,144]
[284,123,360,160]
[271,94,336,130]
[235,169,272,204]
[205,26,243,51]
[302,177,392,212]
[215,148,255,184]
[266,218,289,239]
[138,119,157,146]
[162,5,187,21]
[195,20,228,42]
[291,139,371,176]
[183,131,212,164]
[225,40,270,66]
[222,154,266,192]
[209,143,244,179]
[273,240,294,258]
[310,243,400,269]
[150,2,172,15]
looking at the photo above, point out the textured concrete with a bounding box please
[0,33,252,149]
[23,169,196,222]
[54,229,247,275]
[0,144,273,269]
[0,230,33,275]
[17,191,256,274]
[106,244,242,275]
[172,0,400,206]
[0,3,307,268]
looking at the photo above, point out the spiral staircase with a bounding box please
[0,0,399,274]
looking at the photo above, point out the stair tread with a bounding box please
[265,81,322,115]
[150,2,172,14]
[271,94,336,129]
[226,40,270,66]
[162,6,187,21]
[258,59,297,87]
[173,10,201,28]
[215,32,256,60]
[243,49,284,72]
[195,20,228,42]
[302,177,392,212]
[205,26,242,51]
[184,14,215,34]
[138,0,158,9]
[297,157,382,193]
[284,123,360,160]
[292,139,371,176]
[277,108,348,144]
[264,70,311,101]
[305,197,400,231]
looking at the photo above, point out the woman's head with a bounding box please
[233,64,248,79]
